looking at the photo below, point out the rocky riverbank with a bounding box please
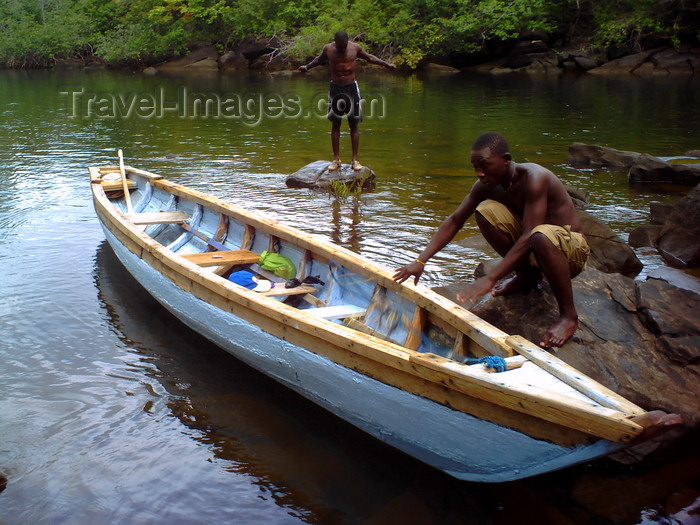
[60,32,700,77]
[433,145,700,443]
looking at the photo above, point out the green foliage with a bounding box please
[0,0,697,68]
[589,0,677,49]
[0,0,92,67]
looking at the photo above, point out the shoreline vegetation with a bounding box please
[1,0,698,74]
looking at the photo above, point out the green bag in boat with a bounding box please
[259,250,296,280]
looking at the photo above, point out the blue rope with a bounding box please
[461,355,507,372]
[478,355,507,372]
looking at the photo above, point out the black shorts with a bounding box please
[327,81,362,124]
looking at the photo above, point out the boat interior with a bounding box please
[98,167,506,363]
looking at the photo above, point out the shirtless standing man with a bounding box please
[299,30,395,171]
[393,132,590,348]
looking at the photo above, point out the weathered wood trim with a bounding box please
[125,211,189,225]
[180,249,260,267]
[507,335,646,416]
[404,306,427,350]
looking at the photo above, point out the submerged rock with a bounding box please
[567,143,642,169]
[286,160,376,192]
[628,154,700,185]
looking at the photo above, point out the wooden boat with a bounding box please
[89,159,679,482]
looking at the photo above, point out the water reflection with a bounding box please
[330,197,363,251]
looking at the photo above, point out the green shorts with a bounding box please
[476,199,589,277]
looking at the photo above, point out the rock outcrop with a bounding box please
[656,184,700,267]
[465,41,700,77]
[628,154,700,185]
[577,210,643,275]
[588,46,700,76]
[629,184,700,268]
[567,143,642,169]
[285,160,376,192]
[155,46,220,71]
[567,144,700,186]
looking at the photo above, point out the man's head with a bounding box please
[472,132,509,157]
[334,31,349,51]
[470,132,512,187]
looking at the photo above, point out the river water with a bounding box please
[0,68,698,524]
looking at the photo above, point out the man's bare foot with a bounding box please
[540,317,578,348]
[493,270,542,296]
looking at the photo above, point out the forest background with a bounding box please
[0,0,698,69]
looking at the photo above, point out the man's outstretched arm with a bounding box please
[357,49,395,70]
[299,49,328,72]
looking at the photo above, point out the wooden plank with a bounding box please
[301,293,327,307]
[125,211,189,225]
[452,333,468,358]
[180,223,229,251]
[214,214,229,245]
[121,165,163,181]
[101,179,136,192]
[408,352,643,442]
[261,284,317,297]
[180,249,260,267]
[307,305,366,320]
[241,224,255,250]
[118,149,134,214]
[404,306,427,349]
[506,335,646,416]
[344,317,400,344]
[249,263,285,283]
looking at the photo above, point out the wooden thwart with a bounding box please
[181,249,260,267]
[125,211,189,225]
[101,179,136,192]
[261,284,317,297]
[307,304,366,320]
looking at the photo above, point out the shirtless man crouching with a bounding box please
[393,132,590,348]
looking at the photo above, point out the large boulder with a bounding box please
[628,154,700,185]
[286,160,376,192]
[588,47,700,76]
[219,50,248,71]
[156,46,220,71]
[656,184,700,267]
[432,269,700,428]
[567,143,641,169]
[628,224,663,248]
[578,210,643,275]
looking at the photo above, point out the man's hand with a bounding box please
[393,260,425,285]
[298,65,308,73]
[456,275,495,303]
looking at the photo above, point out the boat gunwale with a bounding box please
[90,165,647,444]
